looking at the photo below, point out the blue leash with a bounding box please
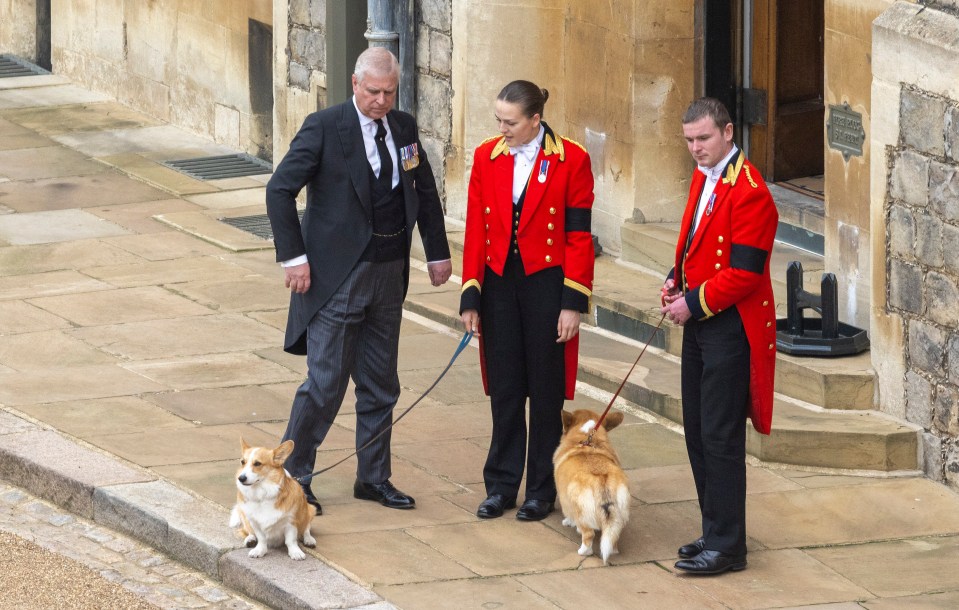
[297,330,474,484]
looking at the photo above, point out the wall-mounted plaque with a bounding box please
[827,102,865,160]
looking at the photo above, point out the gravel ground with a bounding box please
[0,480,265,610]
[0,530,157,609]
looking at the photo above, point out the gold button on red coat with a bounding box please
[549,207,556,214]
[547,223,554,230]
[485,239,490,245]
[716,249,723,256]
[547,238,553,246]
[545,255,552,263]
[714,263,721,270]
[718,236,724,243]
[486,255,491,262]
[485,207,490,214]
[762,300,769,306]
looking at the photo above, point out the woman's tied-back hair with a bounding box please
[497,80,549,119]
[682,97,733,130]
[354,47,400,83]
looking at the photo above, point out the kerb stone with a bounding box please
[94,479,240,578]
[0,430,154,518]
[220,548,383,610]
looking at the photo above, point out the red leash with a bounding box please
[582,312,667,446]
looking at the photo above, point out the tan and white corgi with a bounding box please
[553,409,630,564]
[229,439,317,560]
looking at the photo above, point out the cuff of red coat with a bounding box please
[460,280,482,314]
[684,282,715,321]
[562,278,591,313]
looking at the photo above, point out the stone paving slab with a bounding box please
[0,329,118,369]
[0,429,154,518]
[73,313,283,360]
[0,74,71,90]
[376,575,559,610]
[0,300,72,334]
[29,285,214,326]
[94,479,241,577]
[0,208,129,244]
[51,125,237,158]
[82,255,257,287]
[0,171,170,212]
[0,129,54,150]
[0,100,161,135]
[807,535,959,598]
[143,385,296,426]
[0,144,108,180]
[0,238,144,275]
[98,152,219,196]
[85,198,205,234]
[0,84,111,109]
[184,187,267,210]
[16,396,195,437]
[0,364,167,405]
[155,210,275,252]
[172,276,291,312]
[104,229,225,260]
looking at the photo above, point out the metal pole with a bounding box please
[366,0,414,112]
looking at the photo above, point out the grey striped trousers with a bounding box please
[282,259,405,485]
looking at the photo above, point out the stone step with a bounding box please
[405,226,919,472]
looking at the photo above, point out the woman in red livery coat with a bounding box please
[460,81,594,521]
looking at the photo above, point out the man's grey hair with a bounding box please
[354,47,400,82]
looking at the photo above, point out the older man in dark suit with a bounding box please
[266,47,452,514]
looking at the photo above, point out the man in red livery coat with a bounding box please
[661,97,778,575]
[460,81,594,521]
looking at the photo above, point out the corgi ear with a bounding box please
[561,410,574,430]
[603,412,624,431]
[273,439,295,464]
[241,437,250,452]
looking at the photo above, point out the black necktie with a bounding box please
[374,118,392,189]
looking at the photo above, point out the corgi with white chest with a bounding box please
[229,439,317,560]
[553,409,630,564]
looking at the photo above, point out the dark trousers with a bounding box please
[282,259,405,485]
[680,306,750,556]
[481,259,565,501]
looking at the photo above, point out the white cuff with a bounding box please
[280,255,309,267]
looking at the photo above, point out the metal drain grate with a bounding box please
[0,55,50,78]
[220,210,303,240]
[162,154,272,181]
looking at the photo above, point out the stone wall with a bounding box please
[415,0,453,205]
[872,1,959,488]
[0,0,37,62]
[48,0,274,159]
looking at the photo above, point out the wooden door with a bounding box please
[748,0,824,182]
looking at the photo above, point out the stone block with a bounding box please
[416,73,452,141]
[0,430,153,518]
[888,204,915,259]
[935,384,958,435]
[220,549,381,609]
[890,149,929,207]
[430,31,452,78]
[416,24,431,71]
[289,61,311,91]
[905,370,934,428]
[94,480,239,577]
[909,320,947,374]
[289,0,310,25]
[290,27,325,71]
[915,211,944,268]
[0,412,40,435]
[419,134,446,202]
[949,335,959,385]
[901,89,947,157]
[946,224,959,275]
[930,160,959,222]
[214,103,241,148]
[948,106,959,162]
[309,0,326,28]
[946,440,959,489]
[924,432,945,482]
[889,259,923,314]
[421,0,452,33]
[927,271,959,328]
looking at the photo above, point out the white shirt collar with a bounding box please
[698,145,739,182]
[509,126,545,163]
[352,96,382,130]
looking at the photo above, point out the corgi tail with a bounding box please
[598,486,630,564]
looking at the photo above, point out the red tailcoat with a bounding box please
[461,126,595,399]
[672,150,778,434]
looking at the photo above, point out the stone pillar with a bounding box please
[872,1,959,488]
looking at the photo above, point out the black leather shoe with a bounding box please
[300,482,322,515]
[353,479,416,509]
[516,498,554,521]
[675,550,747,575]
[678,536,705,559]
[476,494,516,519]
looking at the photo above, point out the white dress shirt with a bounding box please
[510,125,544,204]
[692,145,739,235]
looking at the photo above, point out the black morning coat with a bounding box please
[265,100,451,355]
